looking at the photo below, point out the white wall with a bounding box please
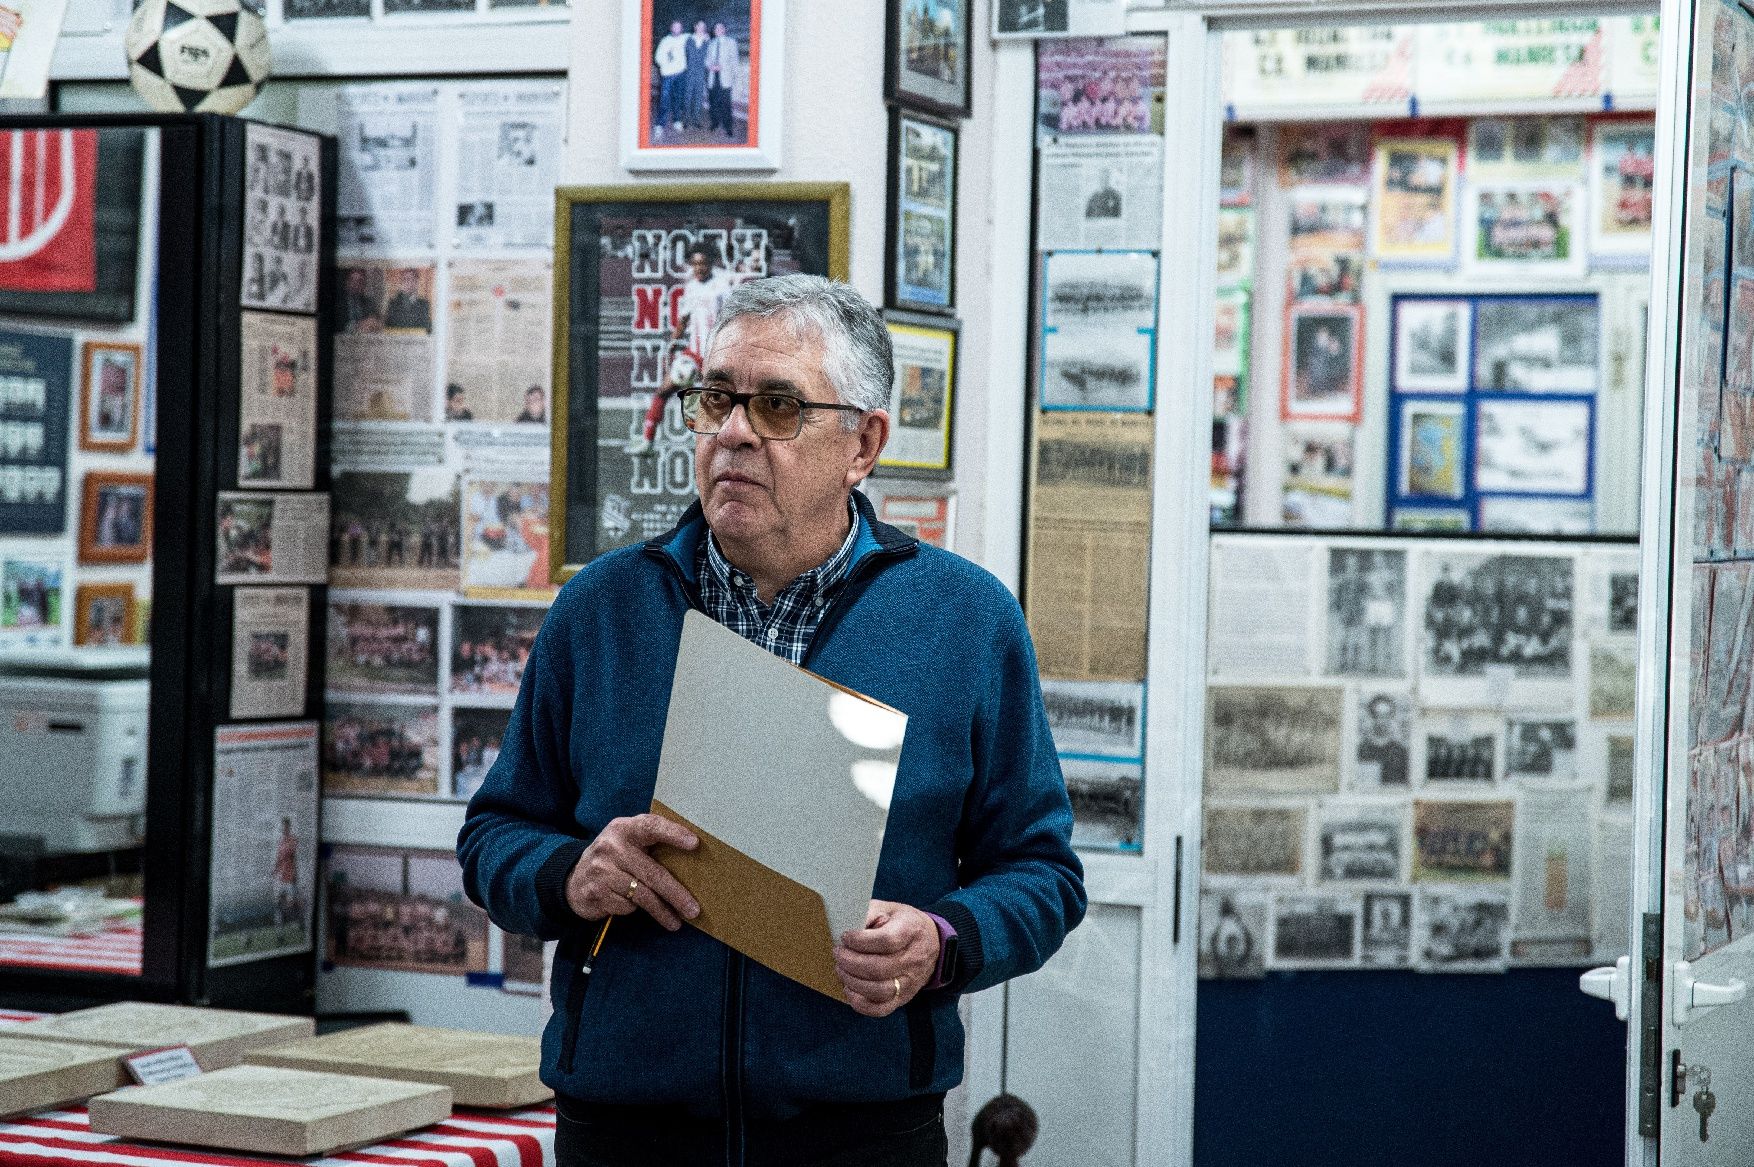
[562,0,1009,577]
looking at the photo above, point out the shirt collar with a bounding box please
[703,497,861,603]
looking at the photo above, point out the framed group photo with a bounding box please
[79,340,143,453]
[886,0,972,118]
[552,182,850,579]
[887,109,958,314]
[73,582,136,647]
[880,311,957,477]
[620,0,786,170]
[78,471,154,564]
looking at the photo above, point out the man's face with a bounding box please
[694,315,888,554]
[399,271,419,294]
[525,387,544,412]
[670,20,682,33]
[714,22,726,35]
[688,251,712,281]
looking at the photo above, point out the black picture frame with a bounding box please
[886,108,958,316]
[877,309,958,479]
[551,183,851,581]
[885,0,973,119]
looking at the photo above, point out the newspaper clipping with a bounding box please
[1205,685,1343,796]
[1040,678,1144,758]
[327,600,442,697]
[1207,539,1317,678]
[239,312,318,490]
[1360,891,1413,966]
[230,587,311,720]
[446,259,552,426]
[1025,411,1152,679]
[1062,758,1144,851]
[242,125,321,314]
[216,491,331,585]
[454,83,565,250]
[329,470,461,591]
[1315,801,1406,883]
[1198,892,1268,979]
[1510,784,1594,952]
[1270,894,1360,968]
[323,845,490,975]
[1415,887,1510,972]
[335,85,440,252]
[336,259,438,422]
[1204,805,1307,878]
[1036,137,1164,251]
[208,722,320,967]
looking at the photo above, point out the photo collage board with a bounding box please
[1387,293,1599,533]
[1216,109,1654,533]
[287,78,567,809]
[0,126,156,653]
[1197,532,1639,977]
[1026,35,1167,854]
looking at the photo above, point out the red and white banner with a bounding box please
[0,128,96,294]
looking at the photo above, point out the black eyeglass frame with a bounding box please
[678,387,866,440]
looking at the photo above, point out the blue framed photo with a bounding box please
[887,109,957,313]
[1039,249,1158,412]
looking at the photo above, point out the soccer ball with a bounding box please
[125,0,271,115]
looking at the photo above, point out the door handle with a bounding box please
[1580,956,1630,1021]
[1672,960,1750,1026]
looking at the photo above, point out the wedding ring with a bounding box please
[627,879,640,898]
[891,977,902,1002]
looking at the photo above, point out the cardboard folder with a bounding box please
[651,611,907,1000]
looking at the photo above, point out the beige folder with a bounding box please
[651,611,907,1000]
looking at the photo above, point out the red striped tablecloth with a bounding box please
[0,1012,557,1167]
[0,920,144,976]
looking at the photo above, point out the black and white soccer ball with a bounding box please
[126,0,271,115]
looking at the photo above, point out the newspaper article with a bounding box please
[1324,547,1408,679]
[1417,551,1576,709]
[1510,785,1594,956]
[230,587,311,720]
[1039,678,1144,758]
[1036,137,1164,251]
[1415,887,1510,972]
[1360,891,1413,967]
[1062,758,1143,851]
[454,83,565,250]
[445,259,552,426]
[334,85,440,252]
[1315,801,1406,884]
[216,491,331,585]
[462,477,553,599]
[1269,893,1360,969]
[1025,411,1152,680]
[1207,539,1318,677]
[242,125,321,314]
[238,312,318,490]
[336,259,438,423]
[208,722,320,967]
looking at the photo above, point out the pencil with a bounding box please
[581,916,612,976]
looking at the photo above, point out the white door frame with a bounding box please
[973,2,1671,1163]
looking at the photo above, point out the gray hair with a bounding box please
[707,275,893,426]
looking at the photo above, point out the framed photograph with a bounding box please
[992,0,1123,39]
[887,0,972,118]
[1392,298,1470,392]
[0,128,144,323]
[552,183,849,579]
[1474,397,1594,496]
[888,110,957,313]
[1036,36,1167,138]
[1588,118,1656,256]
[74,583,135,647]
[78,341,142,453]
[1464,181,1588,278]
[881,311,957,476]
[1281,303,1362,422]
[621,0,786,171]
[1473,295,1599,392]
[1396,397,1467,501]
[1372,136,1458,262]
[78,471,154,564]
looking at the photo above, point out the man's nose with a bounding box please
[715,398,762,446]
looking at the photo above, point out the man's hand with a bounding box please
[835,900,941,1018]
[565,814,700,931]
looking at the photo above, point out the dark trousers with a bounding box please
[658,74,687,126]
[554,1093,948,1167]
[709,85,734,133]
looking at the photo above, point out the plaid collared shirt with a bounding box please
[696,501,862,665]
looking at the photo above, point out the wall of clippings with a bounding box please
[0,127,158,653]
[1025,35,1165,855]
[1197,532,1638,976]
[1214,111,1654,535]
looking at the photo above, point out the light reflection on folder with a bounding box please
[650,611,907,1000]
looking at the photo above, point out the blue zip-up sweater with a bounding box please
[456,491,1085,1122]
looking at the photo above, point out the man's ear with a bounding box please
[847,409,891,487]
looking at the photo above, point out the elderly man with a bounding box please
[458,275,1084,1167]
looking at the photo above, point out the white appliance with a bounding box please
[0,673,149,853]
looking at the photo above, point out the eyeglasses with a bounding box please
[678,387,864,441]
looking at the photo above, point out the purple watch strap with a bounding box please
[924,911,957,990]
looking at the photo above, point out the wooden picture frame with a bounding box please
[74,582,136,646]
[79,340,143,453]
[79,471,155,564]
[885,0,973,118]
[879,311,958,478]
[886,109,958,314]
[1281,302,1364,424]
[551,183,850,583]
[620,0,786,171]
